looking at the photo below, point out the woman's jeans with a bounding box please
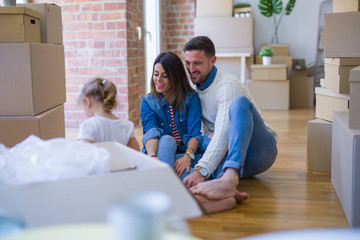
[158,96,278,180]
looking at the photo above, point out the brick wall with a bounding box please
[31,0,145,127]
[29,0,194,128]
[163,0,195,58]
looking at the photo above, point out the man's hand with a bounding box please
[174,156,191,176]
[183,171,205,188]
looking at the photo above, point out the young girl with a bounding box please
[77,77,140,151]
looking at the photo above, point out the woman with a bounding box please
[140,52,202,178]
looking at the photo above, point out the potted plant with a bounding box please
[234,3,252,18]
[259,46,274,65]
[258,0,296,43]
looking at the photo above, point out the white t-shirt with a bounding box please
[77,116,135,145]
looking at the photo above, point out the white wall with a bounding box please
[234,0,328,65]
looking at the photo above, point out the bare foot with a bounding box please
[195,195,236,214]
[189,168,240,200]
[235,190,249,203]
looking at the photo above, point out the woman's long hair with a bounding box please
[150,52,194,111]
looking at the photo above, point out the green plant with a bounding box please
[258,0,296,43]
[234,3,251,8]
[259,46,274,57]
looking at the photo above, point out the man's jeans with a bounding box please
[159,96,278,180]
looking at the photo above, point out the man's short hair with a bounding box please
[183,36,215,58]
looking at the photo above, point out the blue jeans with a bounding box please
[159,96,277,180]
[156,135,203,179]
[213,95,278,179]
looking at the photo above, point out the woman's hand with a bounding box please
[174,155,191,177]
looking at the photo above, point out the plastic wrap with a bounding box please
[0,135,110,185]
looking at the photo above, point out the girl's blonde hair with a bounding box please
[79,77,117,112]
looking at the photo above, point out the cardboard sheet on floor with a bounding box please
[0,142,203,228]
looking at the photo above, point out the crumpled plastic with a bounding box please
[0,135,110,185]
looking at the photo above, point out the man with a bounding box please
[183,36,278,213]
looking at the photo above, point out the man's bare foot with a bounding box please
[195,195,236,214]
[235,190,249,203]
[189,168,240,200]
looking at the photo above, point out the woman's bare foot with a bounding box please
[189,168,240,200]
[235,190,249,203]
[195,195,236,214]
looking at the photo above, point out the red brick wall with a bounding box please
[31,0,145,127]
[30,0,194,128]
[164,0,195,58]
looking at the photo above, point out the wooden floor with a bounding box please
[66,108,349,239]
[186,108,349,240]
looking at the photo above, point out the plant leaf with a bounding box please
[258,0,283,17]
[285,0,296,15]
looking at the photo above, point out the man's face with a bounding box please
[184,50,216,86]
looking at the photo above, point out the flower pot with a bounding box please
[262,56,272,65]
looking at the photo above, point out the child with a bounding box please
[77,77,140,151]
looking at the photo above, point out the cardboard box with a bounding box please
[255,55,293,77]
[331,112,360,227]
[349,66,360,129]
[250,64,287,81]
[0,42,66,116]
[324,58,360,94]
[18,3,63,44]
[0,6,41,43]
[247,80,289,110]
[307,119,332,173]
[290,77,315,108]
[333,0,360,13]
[196,0,232,17]
[0,105,65,148]
[0,142,203,227]
[315,87,349,122]
[194,17,254,53]
[261,43,289,56]
[324,12,360,58]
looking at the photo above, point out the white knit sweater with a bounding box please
[196,69,278,174]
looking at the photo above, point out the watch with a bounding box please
[195,166,209,178]
[185,151,195,160]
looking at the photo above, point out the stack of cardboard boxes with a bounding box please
[248,44,289,110]
[308,0,360,227]
[0,4,66,147]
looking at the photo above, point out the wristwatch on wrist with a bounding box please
[185,151,195,161]
[195,166,209,178]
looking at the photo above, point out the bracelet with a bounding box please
[150,154,157,157]
[186,147,195,153]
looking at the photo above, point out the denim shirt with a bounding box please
[140,91,202,153]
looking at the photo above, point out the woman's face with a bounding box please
[153,63,171,97]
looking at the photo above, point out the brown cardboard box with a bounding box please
[256,55,293,77]
[18,3,63,44]
[333,0,360,13]
[324,12,360,58]
[315,87,349,122]
[0,6,41,43]
[261,43,289,56]
[0,42,66,116]
[307,119,332,173]
[247,80,289,110]
[250,64,287,81]
[0,104,65,147]
[324,58,360,94]
[194,17,254,53]
[196,0,232,17]
[290,77,315,108]
[349,66,360,129]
